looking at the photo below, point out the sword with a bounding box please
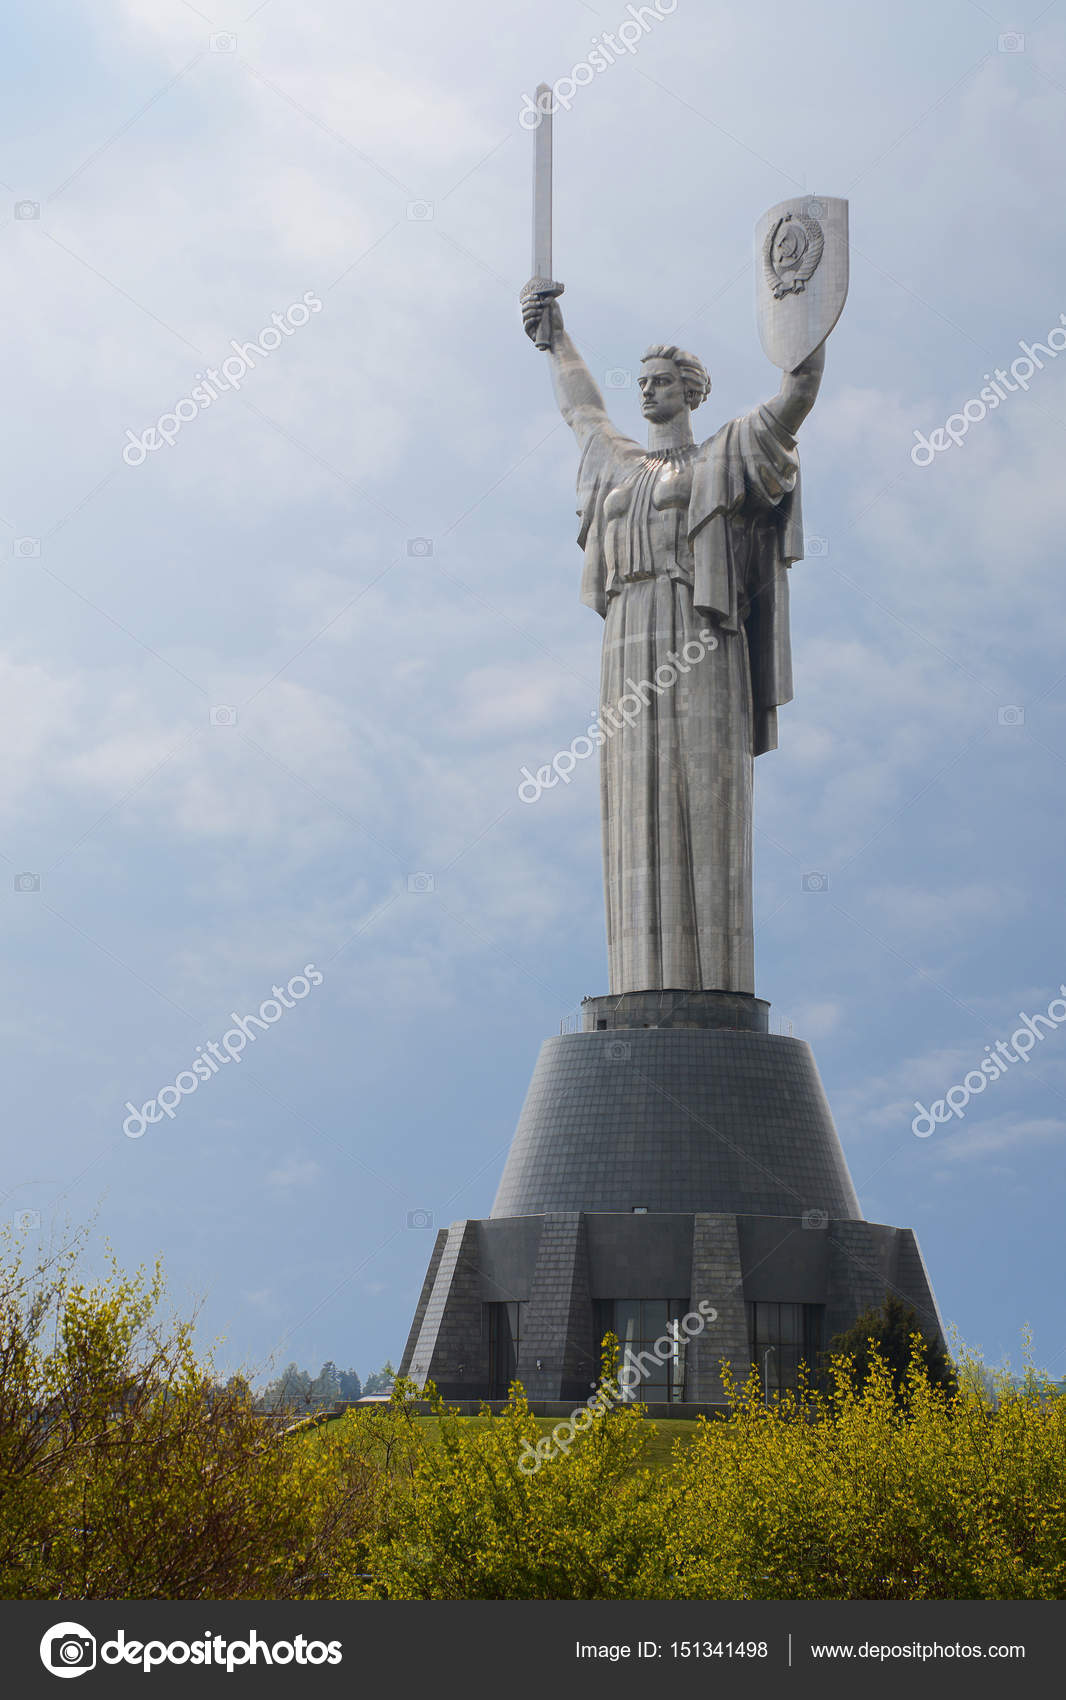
[529,83,563,350]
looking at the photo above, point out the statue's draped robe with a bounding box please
[576,404,803,994]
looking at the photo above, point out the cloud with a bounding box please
[791,1000,841,1040]
[865,881,1023,941]
[936,1116,1066,1163]
[265,1157,323,1190]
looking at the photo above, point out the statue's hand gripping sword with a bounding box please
[526,84,563,349]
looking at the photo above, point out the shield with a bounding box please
[754,196,849,371]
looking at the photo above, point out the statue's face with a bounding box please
[638,358,687,423]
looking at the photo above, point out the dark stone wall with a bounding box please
[492,1029,862,1220]
[687,1213,751,1403]
[402,1220,487,1393]
[400,1014,943,1402]
[400,1211,945,1402]
[582,988,771,1032]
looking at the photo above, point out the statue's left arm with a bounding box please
[766,342,825,436]
[689,340,823,742]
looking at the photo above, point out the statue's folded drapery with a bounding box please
[575,404,804,994]
[579,403,803,751]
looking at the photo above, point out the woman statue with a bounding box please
[520,283,825,997]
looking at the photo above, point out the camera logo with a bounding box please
[405,1208,434,1229]
[406,537,433,557]
[605,1039,631,1062]
[801,871,829,893]
[997,704,1024,727]
[14,200,40,220]
[14,872,40,893]
[210,31,237,51]
[406,872,435,893]
[804,534,829,556]
[802,1208,829,1230]
[604,368,632,389]
[40,1623,96,1678]
[210,704,238,727]
[406,201,434,221]
[15,538,41,557]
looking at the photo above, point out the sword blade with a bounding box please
[532,83,552,279]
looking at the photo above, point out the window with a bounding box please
[486,1302,521,1397]
[594,1298,689,1402]
[747,1301,824,1394]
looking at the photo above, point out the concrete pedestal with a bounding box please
[400,993,942,1404]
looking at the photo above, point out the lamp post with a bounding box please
[763,1346,776,1407]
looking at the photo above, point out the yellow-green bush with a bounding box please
[0,1233,373,1599]
[632,1353,1066,1599]
[4,1232,1064,1601]
[344,1357,654,1600]
[343,1349,1066,1600]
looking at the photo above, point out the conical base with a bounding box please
[400,993,943,1405]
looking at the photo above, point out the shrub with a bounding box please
[629,1348,1066,1599]
[0,1231,371,1599]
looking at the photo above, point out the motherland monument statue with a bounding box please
[520,87,848,997]
[399,92,942,1411]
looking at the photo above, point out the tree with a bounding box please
[362,1359,397,1396]
[258,1362,312,1413]
[311,1361,341,1410]
[827,1294,956,1400]
[338,1367,362,1401]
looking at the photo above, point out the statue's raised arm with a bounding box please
[757,194,848,435]
[768,341,826,436]
[520,283,611,447]
[517,186,848,1000]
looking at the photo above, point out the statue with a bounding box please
[397,127,944,1412]
[520,98,848,996]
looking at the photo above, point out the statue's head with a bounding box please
[639,344,711,422]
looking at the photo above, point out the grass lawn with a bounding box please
[522,1415,707,1468]
[304,1410,709,1470]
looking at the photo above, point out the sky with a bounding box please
[1,0,1065,1385]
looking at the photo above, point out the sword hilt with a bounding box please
[528,277,564,351]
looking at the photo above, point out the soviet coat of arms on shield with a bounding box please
[755,195,849,371]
